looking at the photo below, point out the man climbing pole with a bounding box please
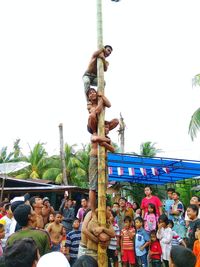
[83,45,113,99]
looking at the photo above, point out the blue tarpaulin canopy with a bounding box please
[108,153,200,185]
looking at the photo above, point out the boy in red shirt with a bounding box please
[121,216,135,267]
[149,230,162,267]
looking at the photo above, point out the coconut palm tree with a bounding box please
[139,141,162,157]
[189,74,200,140]
[42,143,88,187]
[15,142,50,179]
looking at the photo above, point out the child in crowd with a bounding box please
[144,203,158,233]
[193,224,200,267]
[107,210,120,267]
[65,218,81,266]
[134,217,149,267]
[170,245,196,267]
[121,216,135,267]
[168,220,186,247]
[157,214,172,267]
[149,230,162,267]
[186,204,200,250]
[47,211,64,252]
[0,221,5,256]
[45,212,55,229]
[60,226,67,254]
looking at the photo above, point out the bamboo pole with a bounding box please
[96,0,107,266]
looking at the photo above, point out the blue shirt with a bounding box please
[66,230,81,258]
[135,228,149,256]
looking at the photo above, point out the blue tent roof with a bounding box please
[108,153,200,185]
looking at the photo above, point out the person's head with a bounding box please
[67,198,73,208]
[169,245,196,267]
[148,203,156,215]
[119,197,127,208]
[150,230,157,242]
[144,186,153,197]
[132,201,139,211]
[190,195,200,206]
[167,188,175,199]
[124,216,132,229]
[0,223,5,240]
[195,224,200,240]
[43,197,50,207]
[37,252,70,267]
[134,217,144,229]
[73,218,80,230]
[54,211,62,224]
[104,45,113,57]
[168,219,174,229]
[187,204,199,220]
[86,88,97,102]
[49,212,55,223]
[13,204,36,227]
[112,202,119,212]
[172,192,180,201]
[158,214,169,228]
[73,255,98,267]
[4,238,40,267]
[29,196,43,209]
[81,198,88,208]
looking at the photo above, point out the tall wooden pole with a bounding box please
[96,0,107,266]
[58,123,68,185]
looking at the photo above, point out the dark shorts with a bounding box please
[107,249,118,263]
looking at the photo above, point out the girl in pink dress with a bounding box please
[144,203,158,233]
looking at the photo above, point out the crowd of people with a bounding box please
[0,186,199,267]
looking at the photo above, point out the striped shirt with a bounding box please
[66,230,81,259]
[108,223,120,250]
[121,227,135,250]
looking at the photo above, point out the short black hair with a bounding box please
[170,246,196,267]
[134,217,144,224]
[158,214,169,225]
[150,230,157,236]
[173,191,180,197]
[119,197,127,202]
[13,204,31,226]
[73,255,98,267]
[188,204,199,216]
[104,45,113,51]
[167,188,175,193]
[4,238,39,267]
[144,185,153,191]
[113,202,119,206]
[29,196,40,208]
[124,216,132,223]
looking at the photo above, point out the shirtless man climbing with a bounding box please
[89,121,118,212]
[83,45,113,98]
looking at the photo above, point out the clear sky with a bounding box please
[1,0,200,160]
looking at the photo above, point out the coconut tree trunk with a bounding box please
[96,1,107,266]
[119,112,125,153]
[58,123,68,185]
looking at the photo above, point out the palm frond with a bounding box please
[188,108,200,140]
